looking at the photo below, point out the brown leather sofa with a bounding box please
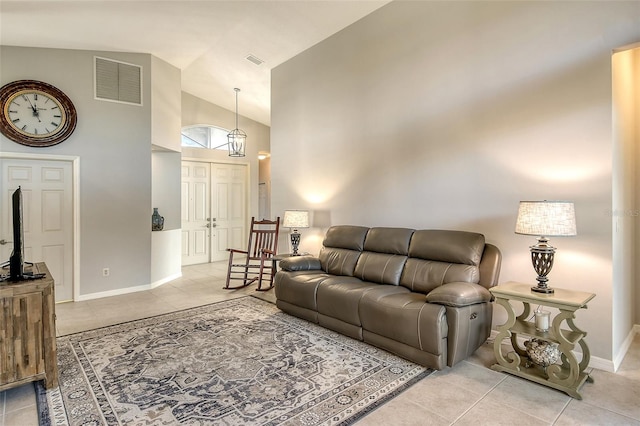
[274,226,502,370]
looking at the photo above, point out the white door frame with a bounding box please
[0,152,80,301]
[181,156,249,263]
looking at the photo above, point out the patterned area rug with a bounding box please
[37,297,431,425]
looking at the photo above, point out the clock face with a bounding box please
[5,90,67,137]
[0,80,77,147]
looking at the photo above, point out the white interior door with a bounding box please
[0,158,74,302]
[181,161,247,265]
[210,164,247,261]
[181,161,210,266]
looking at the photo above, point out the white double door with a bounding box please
[0,158,74,302]
[181,161,247,266]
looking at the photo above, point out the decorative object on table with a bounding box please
[37,297,431,426]
[151,208,164,231]
[534,308,551,332]
[226,87,246,157]
[0,80,77,147]
[282,209,309,255]
[515,200,577,293]
[524,338,560,368]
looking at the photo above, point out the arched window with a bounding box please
[181,125,230,150]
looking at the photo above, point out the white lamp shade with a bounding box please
[515,201,577,237]
[283,210,310,229]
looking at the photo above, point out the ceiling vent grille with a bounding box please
[94,56,142,105]
[245,54,264,66]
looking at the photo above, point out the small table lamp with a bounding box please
[515,201,577,294]
[283,210,309,256]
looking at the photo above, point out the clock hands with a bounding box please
[22,94,42,122]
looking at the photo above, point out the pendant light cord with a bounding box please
[234,88,240,130]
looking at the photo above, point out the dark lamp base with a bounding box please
[531,285,555,294]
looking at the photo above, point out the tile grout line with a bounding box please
[573,399,640,423]
[450,373,508,424]
[550,396,572,425]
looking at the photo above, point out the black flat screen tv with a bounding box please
[1,186,44,282]
[9,186,25,280]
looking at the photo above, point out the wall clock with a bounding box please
[0,80,77,147]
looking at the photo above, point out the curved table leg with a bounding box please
[493,297,521,370]
[547,309,580,389]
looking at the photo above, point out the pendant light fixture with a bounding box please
[227,88,246,157]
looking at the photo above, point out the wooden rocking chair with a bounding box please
[224,217,280,291]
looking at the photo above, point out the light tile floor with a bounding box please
[1,262,639,425]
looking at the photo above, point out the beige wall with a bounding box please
[271,1,640,366]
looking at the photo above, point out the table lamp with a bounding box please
[515,201,577,294]
[283,210,309,255]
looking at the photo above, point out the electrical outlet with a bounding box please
[102,268,110,277]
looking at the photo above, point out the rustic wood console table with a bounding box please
[0,263,58,391]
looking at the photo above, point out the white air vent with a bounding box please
[94,56,142,105]
[245,54,264,66]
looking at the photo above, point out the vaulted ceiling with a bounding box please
[0,1,389,126]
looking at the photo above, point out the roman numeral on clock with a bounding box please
[51,122,59,127]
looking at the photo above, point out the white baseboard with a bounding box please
[76,272,182,301]
[151,272,182,289]
[488,327,640,373]
[77,283,153,301]
[611,324,640,372]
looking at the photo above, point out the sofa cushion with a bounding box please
[351,227,412,285]
[400,259,480,294]
[354,252,408,285]
[274,270,329,311]
[318,226,369,276]
[319,247,362,276]
[409,230,485,266]
[315,278,407,327]
[399,230,484,293]
[360,292,447,355]
[363,227,413,254]
[316,277,376,326]
[323,225,369,251]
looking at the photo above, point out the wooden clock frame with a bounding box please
[0,80,77,147]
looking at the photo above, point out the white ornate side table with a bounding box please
[489,282,595,399]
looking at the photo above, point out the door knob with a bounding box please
[0,239,11,245]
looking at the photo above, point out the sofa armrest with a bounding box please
[426,282,492,307]
[280,256,323,272]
